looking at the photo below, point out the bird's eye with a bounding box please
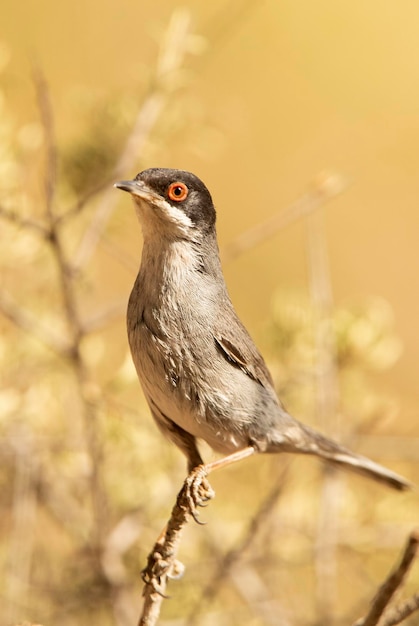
[167,182,189,202]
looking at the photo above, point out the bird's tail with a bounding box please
[273,419,411,492]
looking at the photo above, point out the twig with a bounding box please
[186,465,289,625]
[381,592,419,626]
[0,290,72,356]
[0,205,48,235]
[222,172,346,264]
[33,65,109,551]
[5,428,38,625]
[138,478,200,626]
[305,185,342,623]
[57,177,114,225]
[73,8,199,271]
[82,300,127,334]
[33,64,57,220]
[353,529,419,626]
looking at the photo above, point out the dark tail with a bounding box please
[272,419,411,492]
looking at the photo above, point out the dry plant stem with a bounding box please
[34,69,108,548]
[222,173,346,264]
[306,207,342,623]
[381,592,419,626]
[74,9,195,271]
[139,448,256,626]
[0,290,72,356]
[353,529,419,626]
[0,205,48,235]
[139,484,194,626]
[186,465,289,626]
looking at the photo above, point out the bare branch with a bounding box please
[222,172,347,264]
[82,300,127,334]
[57,177,115,225]
[381,592,419,626]
[32,65,57,219]
[353,529,419,626]
[73,9,199,272]
[0,290,72,356]
[305,180,343,623]
[186,466,289,625]
[0,205,48,235]
[138,478,199,626]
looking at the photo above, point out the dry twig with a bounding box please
[381,592,419,626]
[73,8,200,271]
[222,172,346,264]
[186,465,289,625]
[353,529,419,626]
[138,478,203,626]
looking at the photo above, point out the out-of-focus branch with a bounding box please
[33,67,109,553]
[186,465,289,625]
[5,429,38,625]
[305,178,344,624]
[353,529,419,626]
[73,8,201,272]
[81,300,127,334]
[0,290,72,356]
[222,172,346,264]
[33,65,57,219]
[0,205,48,235]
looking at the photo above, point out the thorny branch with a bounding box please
[353,529,419,626]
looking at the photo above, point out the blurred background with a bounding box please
[1,1,418,625]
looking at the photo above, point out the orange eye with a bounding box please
[167,182,188,202]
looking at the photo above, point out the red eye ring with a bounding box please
[168,182,189,202]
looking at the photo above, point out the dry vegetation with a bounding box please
[0,11,418,626]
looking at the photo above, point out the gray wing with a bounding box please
[214,315,275,390]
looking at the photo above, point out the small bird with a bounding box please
[115,168,410,506]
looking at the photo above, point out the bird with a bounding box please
[115,167,410,510]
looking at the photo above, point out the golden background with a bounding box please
[1,1,418,625]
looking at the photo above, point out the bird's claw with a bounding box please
[182,466,215,523]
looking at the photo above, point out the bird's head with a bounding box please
[115,168,216,241]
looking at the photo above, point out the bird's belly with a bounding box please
[129,325,251,454]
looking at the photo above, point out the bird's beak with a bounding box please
[114,179,158,203]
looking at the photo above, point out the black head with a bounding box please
[115,168,216,238]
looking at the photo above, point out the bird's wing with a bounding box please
[214,320,275,390]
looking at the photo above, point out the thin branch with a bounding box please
[0,205,48,235]
[82,300,127,334]
[186,465,289,625]
[381,592,419,626]
[138,479,199,626]
[222,172,347,264]
[353,529,419,626]
[73,8,199,272]
[0,290,72,356]
[33,65,57,220]
[56,177,115,225]
[33,64,109,553]
[305,185,342,623]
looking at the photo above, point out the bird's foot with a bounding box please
[182,465,215,523]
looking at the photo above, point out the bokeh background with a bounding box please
[1,1,419,625]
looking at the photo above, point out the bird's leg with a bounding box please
[184,446,256,521]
